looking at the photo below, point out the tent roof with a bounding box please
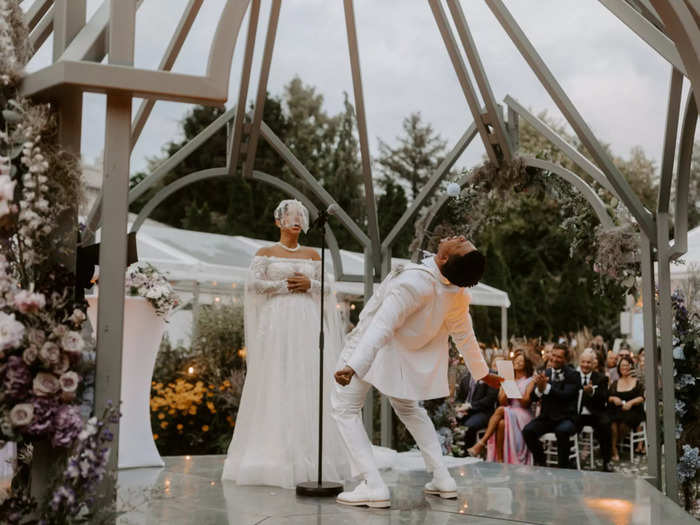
[128,218,511,308]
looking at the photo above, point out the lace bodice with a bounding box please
[248,255,325,296]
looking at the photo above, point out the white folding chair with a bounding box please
[541,432,580,470]
[621,422,647,462]
[578,425,597,469]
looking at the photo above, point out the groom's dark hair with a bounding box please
[442,250,486,287]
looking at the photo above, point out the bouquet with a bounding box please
[124,262,178,317]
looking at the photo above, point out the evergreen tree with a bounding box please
[377,176,412,258]
[377,113,447,200]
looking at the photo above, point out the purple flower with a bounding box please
[26,396,58,436]
[49,485,76,512]
[3,355,32,399]
[52,404,83,448]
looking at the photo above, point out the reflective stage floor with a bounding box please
[117,455,695,525]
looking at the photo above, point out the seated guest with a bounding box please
[467,350,536,464]
[522,344,580,468]
[455,367,498,450]
[608,356,645,461]
[605,350,620,384]
[576,349,612,472]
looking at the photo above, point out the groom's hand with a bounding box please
[334,366,355,386]
[482,373,504,390]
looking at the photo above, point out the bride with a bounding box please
[222,199,351,488]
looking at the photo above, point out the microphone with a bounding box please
[310,203,339,229]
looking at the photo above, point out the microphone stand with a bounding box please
[296,208,344,497]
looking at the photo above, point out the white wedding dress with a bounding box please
[222,255,352,488]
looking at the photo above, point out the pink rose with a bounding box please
[9,403,34,427]
[27,328,46,346]
[33,372,60,396]
[22,345,39,365]
[52,353,70,375]
[39,341,61,366]
[13,290,46,314]
[59,371,80,393]
[60,331,85,356]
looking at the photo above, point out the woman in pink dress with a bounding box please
[467,350,535,464]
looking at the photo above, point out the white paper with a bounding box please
[496,360,522,399]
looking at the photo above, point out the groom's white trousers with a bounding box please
[331,372,445,480]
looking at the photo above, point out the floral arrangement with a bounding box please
[671,290,700,511]
[150,371,244,455]
[125,261,178,317]
[0,2,122,521]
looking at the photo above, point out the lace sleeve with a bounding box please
[309,262,330,295]
[248,257,290,296]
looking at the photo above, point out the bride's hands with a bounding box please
[287,272,311,293]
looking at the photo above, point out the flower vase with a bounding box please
[86,295,166,469]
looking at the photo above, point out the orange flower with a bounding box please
[160,421,168,429]
[157,413,165,420]
[153,433,159,440]
[202,425,210,432]
[177,423,183,430]
[189,406,197,415]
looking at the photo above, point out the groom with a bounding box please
[332,236,501,508]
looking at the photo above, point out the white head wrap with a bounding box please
[274,199,310,234]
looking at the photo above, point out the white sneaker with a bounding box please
[423,474,457,499]
[336,481,391,508]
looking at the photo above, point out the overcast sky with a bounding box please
[26,0,694,179]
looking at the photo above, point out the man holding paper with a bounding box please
[332,236,501,508]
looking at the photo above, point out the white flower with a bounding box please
[22,345,39,365]
[39,341,61,366]
[0,312,25,350]
[446,182,461,197]
[0,173,15,201]
[13,290,46,314]
[33,372,60,396]
[9,404,33,427]
[61,330,85,356]
[68,308,86,326]
[78,417,98,441]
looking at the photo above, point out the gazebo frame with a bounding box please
[18,0,699,502]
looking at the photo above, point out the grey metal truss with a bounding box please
[657,68,684,215]
[485,0,656,240]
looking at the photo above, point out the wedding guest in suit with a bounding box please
[523,344,580,468]
[467,349,536,464]
[455,368,498,450]
[576,348,612,472]
[608,356,645,462]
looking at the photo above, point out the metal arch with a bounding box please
[205,0,253,93]
[520,158,615,229]
[670,91,698,258]
[420,157,616,246]
[657,68,684,215]
[129,168,346,282]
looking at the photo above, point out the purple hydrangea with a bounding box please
[51,404,83,448]
[26,396,59,437]
[2,355,32,400]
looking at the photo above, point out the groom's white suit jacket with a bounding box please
[341,257,489,400]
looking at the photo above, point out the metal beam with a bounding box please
[651,0,700,110]
[446,0,513,161]
[260,121,371,249]
[656,213,679,502]
[639,235,661,489]
[228,0,261,175]
[670,92,698,258]
[362,247,375,438]
[28,5,54,56]
[382,121,478,250]
[598,0,686,74]
[242,0,281,178]
[343,0,382,274]
[628,0,666,31]
[428,0,500,164]
[24,0,53,31]
[204,0,252,93]
[657,68,684,214]
[130,0,203,150]
[94,0,136,490]
[504,95,619,197]
[486,0,656,239]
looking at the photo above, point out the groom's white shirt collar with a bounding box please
[422,256,452,286]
